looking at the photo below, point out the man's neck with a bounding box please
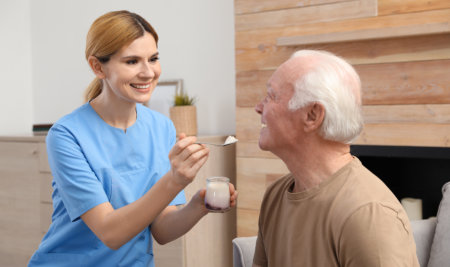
[277,138,353,193]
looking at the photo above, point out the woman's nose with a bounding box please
[139,62,155,78]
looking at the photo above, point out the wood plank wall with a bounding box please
[234,0,450,237]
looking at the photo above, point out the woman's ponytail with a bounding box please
[84,77,102,102]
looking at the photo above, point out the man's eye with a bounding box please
[126,59,138,64]
[150,56,160,62]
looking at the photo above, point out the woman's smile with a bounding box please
[130,83,152,93]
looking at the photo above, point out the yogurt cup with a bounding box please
[205,177,230,212]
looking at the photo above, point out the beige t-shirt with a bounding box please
[253,157,419,267]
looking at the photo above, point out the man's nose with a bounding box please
[255,100,263,114]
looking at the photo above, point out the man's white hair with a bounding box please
[288,50,364,144]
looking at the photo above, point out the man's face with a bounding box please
[255,61,304,153]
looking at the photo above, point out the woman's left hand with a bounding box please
[228,183,238,209]
[192,183,238,212]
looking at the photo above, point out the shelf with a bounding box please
[277,22,450,46]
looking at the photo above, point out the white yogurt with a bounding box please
[224,136,238,145]
[205,177,230,212]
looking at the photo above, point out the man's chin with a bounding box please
[258,139,270,151]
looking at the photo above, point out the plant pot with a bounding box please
[170,105,198,136]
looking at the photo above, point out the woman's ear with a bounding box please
[88,56,106,79]
[304,102,325,132]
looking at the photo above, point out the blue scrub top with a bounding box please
[28,103,185,267]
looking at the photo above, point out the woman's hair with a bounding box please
[84,10,158,102]
[288,50,364,144]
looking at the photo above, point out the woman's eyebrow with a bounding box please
[121,52,159,59]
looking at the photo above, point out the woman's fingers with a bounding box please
[179,143,207,164]
[169,135,197,158]
[229,183,238,207]
[169,136,210,186]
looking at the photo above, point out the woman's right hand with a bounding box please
[168,133,209,187]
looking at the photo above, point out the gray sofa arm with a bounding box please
[411,217,437,267]
[232,236,257,267]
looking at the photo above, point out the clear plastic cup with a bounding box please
[205,177,230,212]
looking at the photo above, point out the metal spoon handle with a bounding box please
[194,142,225,146]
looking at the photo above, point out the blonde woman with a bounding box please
[28,10,237,267]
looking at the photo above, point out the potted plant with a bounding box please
[169,91,198,136]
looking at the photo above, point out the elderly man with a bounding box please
[253,50,419,267]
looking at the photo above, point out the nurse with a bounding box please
[28,10,237,266]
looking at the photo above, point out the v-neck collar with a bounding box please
[87,102,140,134]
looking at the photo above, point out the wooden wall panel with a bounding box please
[237,208,260,237]
[235,0,377,31]
[355,124,450,147]
[235,0,450,237]
[236,9,450,49]
[378,0,450,16]
[237,33,450,72]
[235,0,350,15]
[236,107,260,142]
[363,104,450,124]
[357,59,450,105]
[236,70,272,107]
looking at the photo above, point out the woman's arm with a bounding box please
[81,135,209,250]
[152,184,238,244]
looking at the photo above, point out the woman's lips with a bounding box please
[130,83,150,89]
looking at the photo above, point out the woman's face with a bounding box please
[101,32,161,104]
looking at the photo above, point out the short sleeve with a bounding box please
[46,124,109,221]
[338,202,419,267]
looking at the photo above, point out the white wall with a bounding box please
[0,1,33,135]
[1,0,235,136]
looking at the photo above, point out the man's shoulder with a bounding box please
[258,174,293,209]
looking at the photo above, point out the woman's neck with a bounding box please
[90,93,137,132]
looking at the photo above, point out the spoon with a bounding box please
[196,136,238,147]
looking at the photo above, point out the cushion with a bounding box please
[427,182,450,267]
[232,236,257,267]
[411,217,436,267]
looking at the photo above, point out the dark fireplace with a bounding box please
[350,145,450,219]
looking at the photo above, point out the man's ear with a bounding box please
[304,102,325,132]
[88,56,106,79]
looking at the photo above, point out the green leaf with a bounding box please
[174,91,196,106]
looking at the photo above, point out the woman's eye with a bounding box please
[126,59,138,64]
[150,56,160,62]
